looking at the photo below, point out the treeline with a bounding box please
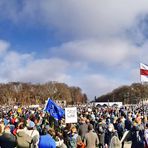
[96,83,148,104]
[0,82,87,105]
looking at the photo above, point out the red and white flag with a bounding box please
[140,63,148,82]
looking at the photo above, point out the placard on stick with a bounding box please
[65,107,77,123]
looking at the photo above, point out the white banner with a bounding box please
[65,107,77,123]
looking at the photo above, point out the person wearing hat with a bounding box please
[25,120,40,148]
[84,124,99,148]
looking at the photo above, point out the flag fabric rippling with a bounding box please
[44,98,65,120]
[140,63,148,82]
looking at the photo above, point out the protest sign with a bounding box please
[65,107,77,123]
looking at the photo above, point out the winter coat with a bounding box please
[0,132,17,148]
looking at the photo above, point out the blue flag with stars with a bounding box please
[44,98,65,120]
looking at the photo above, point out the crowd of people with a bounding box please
[0,103,148,148]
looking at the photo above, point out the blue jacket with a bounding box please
[39,134,56,148]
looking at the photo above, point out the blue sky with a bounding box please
[0,0,148,100]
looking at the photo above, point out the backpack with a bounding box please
[16,130,34,148]
[110,135,121,148]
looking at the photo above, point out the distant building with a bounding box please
[140,98,148,104]
[95,102,123,108]
[55,100,67,107]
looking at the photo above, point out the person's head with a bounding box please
[18,122,25,129]
[86,119,90,124]
[88,124,93,131]
[4,125,11,133]
[98,118,103,123]
[27,121,35,130]
[135,117,141,125]
[127,114,131,120]
[108,123,114,132]
[71,126,77,133]
[144,116,147,123]
[48,128,56,137]
[81,117,86,124]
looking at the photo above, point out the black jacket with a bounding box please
[0,132,17,148]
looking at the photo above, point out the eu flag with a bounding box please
[44,98,65,120]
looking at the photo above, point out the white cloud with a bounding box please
[32,0,148,39]
[0,43,70,83]
[0,39,143,99]
[50,38,139,66]
[0,40,9,55]
[139,41,148,63]
[1,0,148,38]
[16,58,70,83]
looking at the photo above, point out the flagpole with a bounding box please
[140,63,145,123]
[43,98,49,111]
[140,63,142,84]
